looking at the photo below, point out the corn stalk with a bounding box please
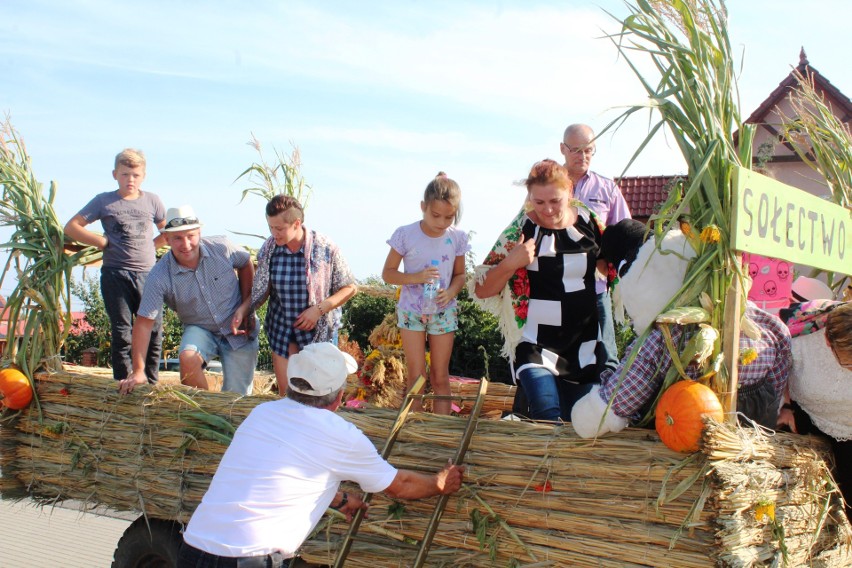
[0,118,91,378]
[232,133,312,241]
[602,0,754,415]
[780,69,852,292]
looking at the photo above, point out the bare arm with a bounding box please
[119,316,156,394]
[153,219,167,249]
[230,261,257,335]
[382,248,439,286]
[293,283,358,331]
[437,254,467,307]
[64,215,108,250]
[474,236,536,299]
[383,463,464,500]
[237,260,255,302]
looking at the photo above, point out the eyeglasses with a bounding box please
[164,217,199,230]
[563,144,596,157]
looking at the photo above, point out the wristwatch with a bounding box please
[331,492,348,510]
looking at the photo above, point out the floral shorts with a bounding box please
[397,307,458,335]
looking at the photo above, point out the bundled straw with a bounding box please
[3,369,849,567]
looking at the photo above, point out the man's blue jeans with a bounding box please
[516,366,594,422]
[180,325,259,395]
[101,268,162,382]
[596,291,619,374]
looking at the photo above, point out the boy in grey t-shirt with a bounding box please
[64,149,167,383]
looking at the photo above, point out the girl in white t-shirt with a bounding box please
[382,173,470,414]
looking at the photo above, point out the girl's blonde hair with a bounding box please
[423,172,462,224]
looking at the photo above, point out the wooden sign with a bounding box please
[732,167,850,274]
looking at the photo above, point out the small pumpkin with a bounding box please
[0,366,34,410]
[655,380,723,453]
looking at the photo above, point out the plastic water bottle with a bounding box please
[422,260,440,315]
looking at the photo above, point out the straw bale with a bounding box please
[1,369,850,566]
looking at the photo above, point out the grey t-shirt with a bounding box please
[77,191,166,271]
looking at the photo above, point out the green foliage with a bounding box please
[66,276,111,366]
[451,287,509,382]
[341,285,396,350]
[67,275,185,368]
[614,320,637,360]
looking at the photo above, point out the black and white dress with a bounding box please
[513,208,602,385]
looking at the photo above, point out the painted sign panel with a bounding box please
[732,167,850,274]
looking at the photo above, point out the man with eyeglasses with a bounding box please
[118,205,260,395]
[560,123,632,375]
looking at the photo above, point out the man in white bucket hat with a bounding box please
[179,342,466,567]
[119,205,259,395]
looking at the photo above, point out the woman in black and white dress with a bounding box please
[475,159,602,421]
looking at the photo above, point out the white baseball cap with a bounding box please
[287,343,358,396]
[162,205,203,232]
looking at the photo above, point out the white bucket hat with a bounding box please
[287,343,358,396]
[162,205,203,232]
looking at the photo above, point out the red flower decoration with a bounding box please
[515,300,528,321]
[59,388,70,396]
[511,268,529,297]
[534,481,553,493]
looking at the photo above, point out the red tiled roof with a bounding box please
[617,175,680,219]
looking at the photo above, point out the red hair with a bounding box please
[524,159,572,193]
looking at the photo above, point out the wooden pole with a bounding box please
[721,274,742,423]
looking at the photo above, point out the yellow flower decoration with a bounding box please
[366,350,381,361]
[394,287,401,301]
[699,225,721,243]
[740,348,758,365]
[755,500,775,522]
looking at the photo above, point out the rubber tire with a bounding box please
[111,516,182,568]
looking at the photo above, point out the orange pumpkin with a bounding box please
[655,380,723,453]
[0,367,33,410]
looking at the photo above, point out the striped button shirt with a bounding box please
[139,236,256,349]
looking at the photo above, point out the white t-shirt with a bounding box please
[183,398,398,557]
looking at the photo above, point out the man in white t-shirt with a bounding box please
[179,342,465,567]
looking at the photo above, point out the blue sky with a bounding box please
[1,0,849,301]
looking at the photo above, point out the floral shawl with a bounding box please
[250,228,356,344]
[468,200,601,362]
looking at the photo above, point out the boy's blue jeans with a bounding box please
[516,367,595,422]
[101,268,162,382]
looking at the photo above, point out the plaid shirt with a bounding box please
[251,229,355,344]
[265,245,315,356]
[599,303,792,419]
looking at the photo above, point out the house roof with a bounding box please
[619,49,850,220]
[745,48,852,125]
[617,175,679,218]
